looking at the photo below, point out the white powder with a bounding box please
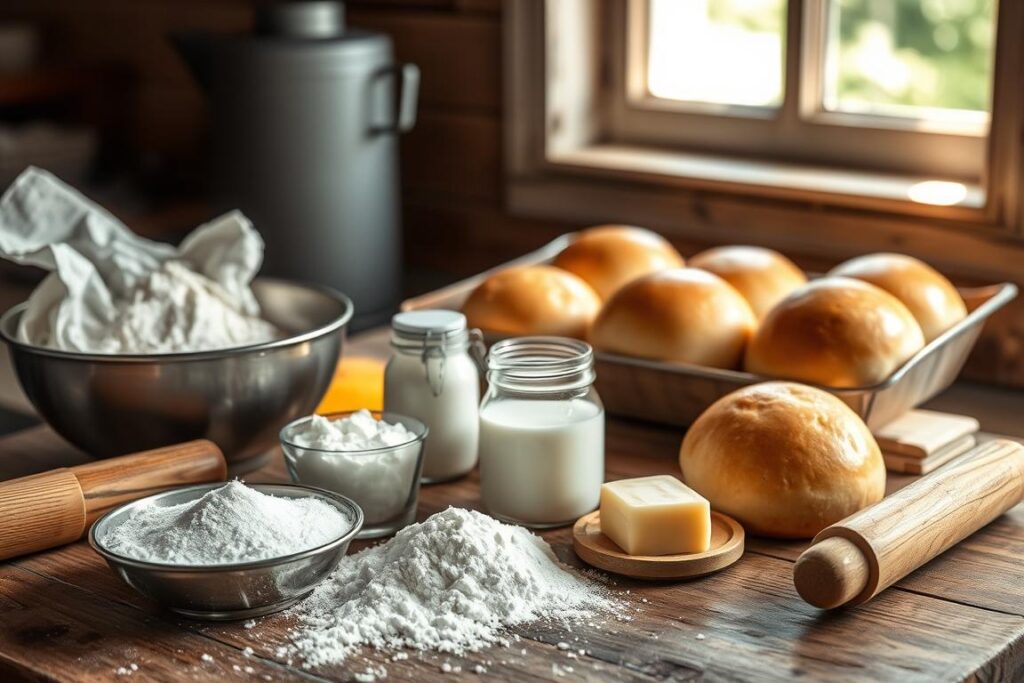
[290,411,414,450]
[101,481,352,565]
[284,411,420,525]
[99,260,279,354]
[281,507,614,666]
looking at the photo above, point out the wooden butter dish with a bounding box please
[883,434,977,474]
[874,409,979,460]
[572,510,744,580]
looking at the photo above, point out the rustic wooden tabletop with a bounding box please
[0,330,1022,682]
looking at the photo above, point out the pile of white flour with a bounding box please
[280,507,615,666]
[102,481,352,565]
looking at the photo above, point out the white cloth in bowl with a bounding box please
[0,166,278,354]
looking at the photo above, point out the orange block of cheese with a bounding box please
[600,475,711,556]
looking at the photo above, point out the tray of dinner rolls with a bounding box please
[402,227,1017,429]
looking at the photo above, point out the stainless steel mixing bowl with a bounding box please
[0,278,352,468]
[89,483,364,620]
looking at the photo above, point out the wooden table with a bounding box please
[1,331,1023,682]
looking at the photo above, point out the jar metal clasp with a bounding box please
[421,329,447,397]
[468,328,487,375]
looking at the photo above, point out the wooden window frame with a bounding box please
[613,0,988,181]
[504,0,1024,282]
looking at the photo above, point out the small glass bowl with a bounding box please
[280,410,428,539]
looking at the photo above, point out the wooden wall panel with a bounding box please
[402,111,502,203]
[347,9,501,111]
[402,201,573,275]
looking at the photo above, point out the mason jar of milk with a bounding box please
[479,337,605,528]
[384,311,483,483]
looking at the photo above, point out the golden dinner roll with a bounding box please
[589,268,757,369]
[688,245,807,320]
[553,225,684,299]
[462,265,600,339]
[679,382,885,538]
[745,277,925,388]
[828,252,966,342]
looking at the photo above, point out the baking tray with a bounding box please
[402,234,1017,429]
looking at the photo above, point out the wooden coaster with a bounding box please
[573,510,744,580]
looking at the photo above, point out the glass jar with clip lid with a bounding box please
[383,310,484,483]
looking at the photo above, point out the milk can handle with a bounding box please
[372,63,420,134]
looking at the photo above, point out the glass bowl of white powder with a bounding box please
[89,481,363,621]
[280,409,428,539]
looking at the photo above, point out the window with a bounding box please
[640,0,995,127]
[608,0,997,187]
[644,0,787,109]
[822,0,994,125]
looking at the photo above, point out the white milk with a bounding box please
[479,398,604,526]
[385,351,480,482]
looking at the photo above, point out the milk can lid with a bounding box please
[391,310,467,337]
[258,1,347,39]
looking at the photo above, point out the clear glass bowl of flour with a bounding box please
[280,410,428,539]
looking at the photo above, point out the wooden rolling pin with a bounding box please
[0,440,226,562]
[794,439,1024,609]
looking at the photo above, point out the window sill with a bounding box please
[547,144,986,216]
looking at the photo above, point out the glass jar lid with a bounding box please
[391,310,467,338]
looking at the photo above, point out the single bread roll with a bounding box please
[553,225,684,299]
[745,277,925,387]
[688,246,807,320]
[589,268,757,369]
[828,252,966,342]
[462,265,600,339]
[679,382,885,538]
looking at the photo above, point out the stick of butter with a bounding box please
[600,475,711,556]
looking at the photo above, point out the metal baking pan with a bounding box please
[402,234,1017,429]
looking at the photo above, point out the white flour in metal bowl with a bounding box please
[279,507,616,666]
[101,481,352,565]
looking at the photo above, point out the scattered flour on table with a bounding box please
[279,507,616,666]
[101,481,352,565]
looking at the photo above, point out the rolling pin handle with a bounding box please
[793,536,870,609]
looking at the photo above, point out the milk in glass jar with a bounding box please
[383,311,482,483]
[478,337,605,527]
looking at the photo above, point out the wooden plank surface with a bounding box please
[1,332,1023,681]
